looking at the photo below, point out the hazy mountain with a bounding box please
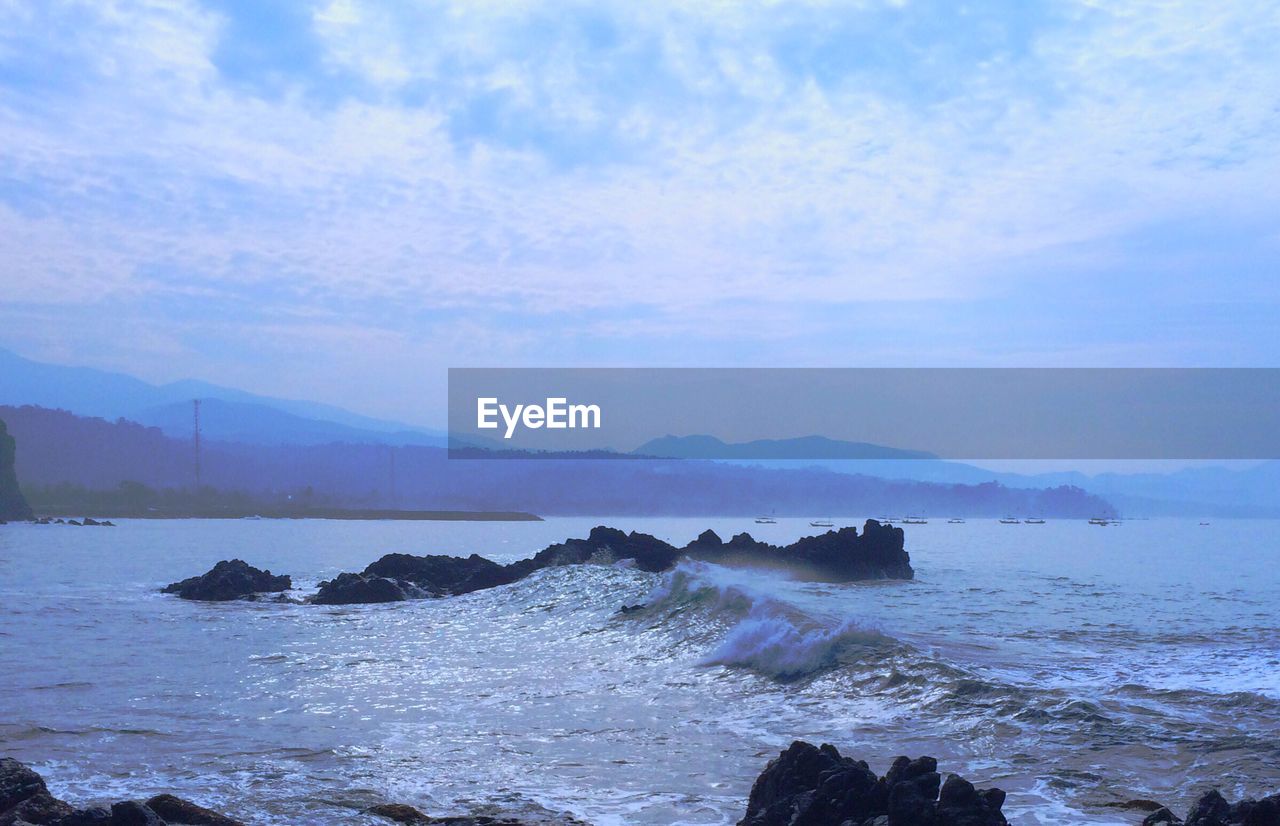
[635,434,935,460]
[133,399,446,447]
[0,347,445,447]
[2,405,1114,518]
[638,435,1280,517]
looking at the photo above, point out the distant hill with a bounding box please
[133,399,444,447]
[635,434,935,460]
[2,405,1115,518]
[633,434,1280,517]
[0,347,445,447]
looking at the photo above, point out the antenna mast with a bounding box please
[193,399,202,489]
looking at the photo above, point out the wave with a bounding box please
[640,560,893,680]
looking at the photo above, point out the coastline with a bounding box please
[21,508,543,522]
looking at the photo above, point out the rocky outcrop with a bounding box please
[161,560,291,601]
[738,741,1006,826]
[3,757,585,825]
[165,522,911,606]
[312,572,424,604]
[1,757,245,825]
[312,520,911,605]
[0,418,33,522]
[685,521,912,581]
[1143,788,1280,825]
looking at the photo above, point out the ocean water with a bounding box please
[1,517,1277,824]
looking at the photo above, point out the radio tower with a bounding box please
[193,399,202,489]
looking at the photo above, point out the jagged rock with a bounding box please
[689,521,913,581]
[1,757,75,826]
[738,741,1006,826]
[108,801,164,825]
[307,521,912,605]
[1144,808,1183,825]
[145,793,244,825]
[363,553,517,596]
[162,560,291,601]
[0,419,33,522]
[312,572,424,605]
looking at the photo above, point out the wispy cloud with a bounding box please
[0,0,1277,420]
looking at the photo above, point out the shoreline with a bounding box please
[23,508,544,522]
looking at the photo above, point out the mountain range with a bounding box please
[1,346,1276,516]
[0,347,446,447]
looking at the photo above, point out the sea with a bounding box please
[1,517,1277,824]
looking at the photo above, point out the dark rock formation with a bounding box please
[2,757,245,826]
[161,560,291,601]
[312,572,424,605]
[1143,787,1280,825]
[686,521,913,581]
[144,795,243,826]
[738,741,1006,826]
[310,520,911,604]
[0,418,33,522]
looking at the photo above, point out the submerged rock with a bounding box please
[738,741,1007,826]
[161,560,291,602]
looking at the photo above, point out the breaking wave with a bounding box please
[640,560,893,680]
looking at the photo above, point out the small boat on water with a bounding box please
[1024,518,1046,524]
[754,516,777,524]
[901,516,928,525]
[809,519,834,528]
[947,518,965,524]
[1199,521,1211,526]
[999,517,1020,524]
[1088,517,1109,526]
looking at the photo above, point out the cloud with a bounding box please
[0,0,1277,419]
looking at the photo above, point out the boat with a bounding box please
[1088,517,1109,526]
[901,516,928,524]
[1199,521,1210,526]
[999,517,1020,524]
[947,518,965,524]
[754,516,776,524]
[809,519,834,528]
[1024,518,1046,524]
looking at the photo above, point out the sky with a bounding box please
[0,0,1278,426]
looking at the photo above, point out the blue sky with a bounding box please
[0,0,1277,424]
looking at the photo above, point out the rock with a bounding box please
[1187,790,1233,826]
[1144,808,1183,825]
[1,790,75,825]
[312,572,424,605]
[367,803,430,823]
[363,553,517,596]
[162,560,292,601]
[0,757,75,826]
[108,801,163,825]
[57,807,113,825]
[689,521,913,581]
[0,759,46,812]
[145,794,244,825]
[0,419,33,522]
[738,741,1006,826]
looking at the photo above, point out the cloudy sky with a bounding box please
[1,0,1277,424]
